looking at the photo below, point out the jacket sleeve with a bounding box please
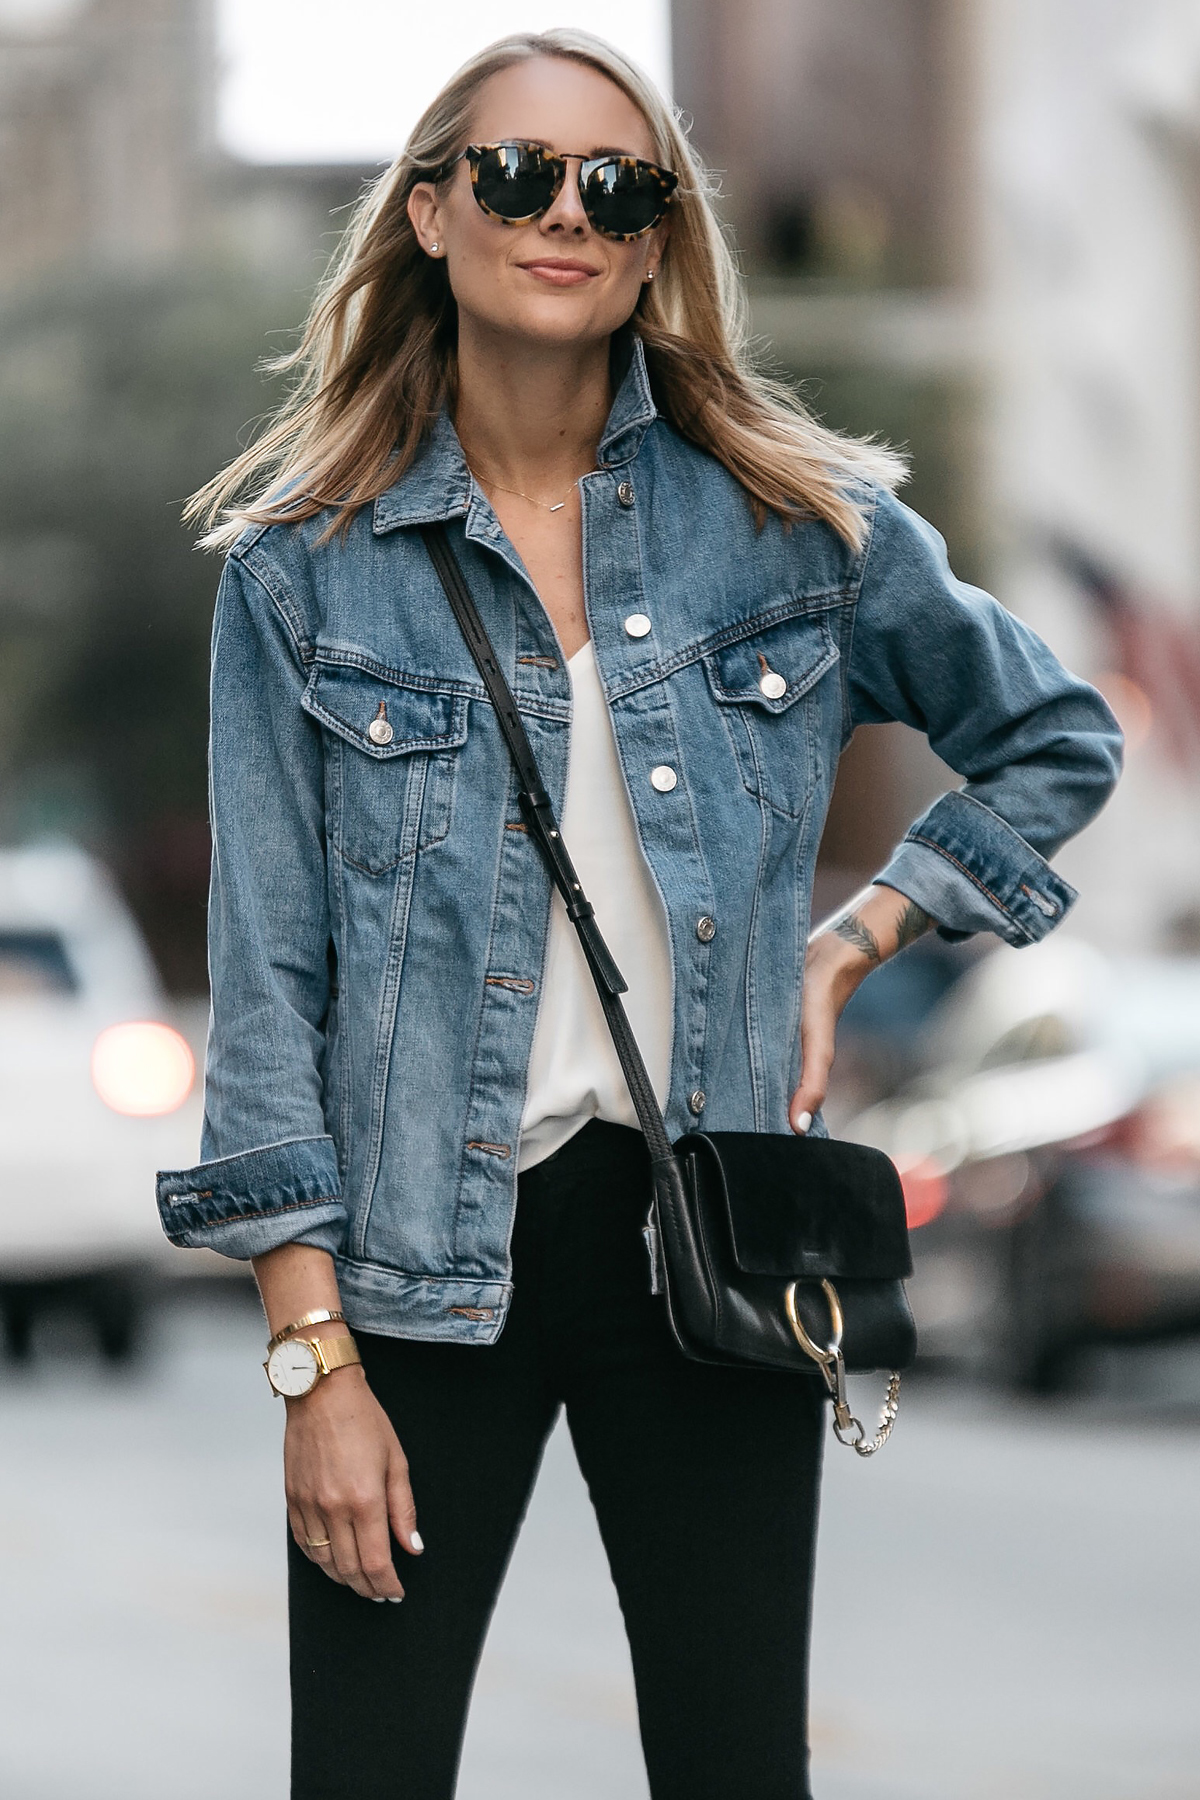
[849,489,1123,944]
[155,546,348,1259]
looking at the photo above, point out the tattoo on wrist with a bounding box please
[894,900,932,952]
[832,912,881,965]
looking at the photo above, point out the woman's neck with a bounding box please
[452,321,613,494]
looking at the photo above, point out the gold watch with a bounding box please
[264,1333,361,1398]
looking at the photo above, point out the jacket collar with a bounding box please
[596,327,658,465]
[372,331,657,534]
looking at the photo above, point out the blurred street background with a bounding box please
[2,1,1200,1795]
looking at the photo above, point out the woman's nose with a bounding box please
[540,162,589,234]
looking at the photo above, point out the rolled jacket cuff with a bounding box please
[872,790,1078,947]
[155,1134,347,1261]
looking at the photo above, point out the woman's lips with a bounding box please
[518,260,599,286]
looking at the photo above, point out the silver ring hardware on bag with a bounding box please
[784,1278,901,1457]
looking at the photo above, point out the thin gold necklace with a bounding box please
[467,462,578,514]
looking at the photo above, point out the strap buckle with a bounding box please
[518,785,555,826]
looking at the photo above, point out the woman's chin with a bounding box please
[461,297,635,354]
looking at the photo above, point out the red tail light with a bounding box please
[894,1154,950,1229]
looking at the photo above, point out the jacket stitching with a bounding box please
[352,789,424,1258]
[233,548,314,666]
[743,772,771,1130]
[168,1195,340,1223]
[321,723,455,876]
[850,481,883,603]
[646,671,709,1119]
[330,827,354,1165]
[945,788,1069,876]
[905,833,1033,939]
[451,758,524,1262]
[308,649,572,724]
[334,1256,514,1290]
[158,1134,336,1181]
[842,484,881,739]
[311,647,483,693]
[836,589,856,748]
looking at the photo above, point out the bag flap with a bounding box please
[683,1131,912,1279]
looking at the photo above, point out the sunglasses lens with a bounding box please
[472,144,558,220]
[583,160,669,238]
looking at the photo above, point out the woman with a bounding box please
[158,29,1121,1800]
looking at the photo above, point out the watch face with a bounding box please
[267,1337,320,1397]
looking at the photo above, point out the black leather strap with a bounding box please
[421,524,674,1166]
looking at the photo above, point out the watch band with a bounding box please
[312,1335,362,1377]
[266,1308,346,1354]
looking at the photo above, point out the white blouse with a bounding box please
[518,637,674,1172]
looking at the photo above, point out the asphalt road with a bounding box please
[0,1285,1197,1800]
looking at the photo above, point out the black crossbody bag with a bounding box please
[423,525,916,1455]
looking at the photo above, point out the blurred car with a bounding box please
[847,937,1200,1391]
[0,843,205,1361]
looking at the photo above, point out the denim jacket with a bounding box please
[155,338,1122,1342]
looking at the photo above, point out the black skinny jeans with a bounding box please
[289,1120,825,1800]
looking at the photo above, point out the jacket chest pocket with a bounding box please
[302,662,469,875]
[703,611,840,818]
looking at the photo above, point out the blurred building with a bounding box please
[672,0,974,286]
[0,0,376,290]
[978,0,1200,949]
[673,0,1200,949]
[0,0,379,987]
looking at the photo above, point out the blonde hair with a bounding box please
[189,28,905,553]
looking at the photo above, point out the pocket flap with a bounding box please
[302,662,469,759]
[684,1131,912,1278]
[704,612,839,712]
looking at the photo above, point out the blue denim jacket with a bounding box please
[155,339,1122,1341]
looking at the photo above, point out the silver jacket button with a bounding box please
[367,717,394,745]
[758,669,787,700]
[624,612,652,638]
[688,1088,707,1115]
[696,915,716,943]
[650,764,678,792]
[617,480,635,508]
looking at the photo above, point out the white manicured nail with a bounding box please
[410,1531,425,1554]
[388,1595,404,1603]
[372,1596,385,1603]
[794,1110,813,1134]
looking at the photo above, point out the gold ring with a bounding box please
[304,1537,332,1550]
[784,1277,844,1365]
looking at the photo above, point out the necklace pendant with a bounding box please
[549,501,565,512]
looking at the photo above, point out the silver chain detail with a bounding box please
[826,1351,901,1456]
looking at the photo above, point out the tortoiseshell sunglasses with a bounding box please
[452,141,678,242]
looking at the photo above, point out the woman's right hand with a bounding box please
[283,1358,422,1601]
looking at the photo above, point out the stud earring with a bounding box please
[644,267,655,282]
[430,242,440,255]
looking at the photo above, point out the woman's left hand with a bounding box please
[789,883,933,1134]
